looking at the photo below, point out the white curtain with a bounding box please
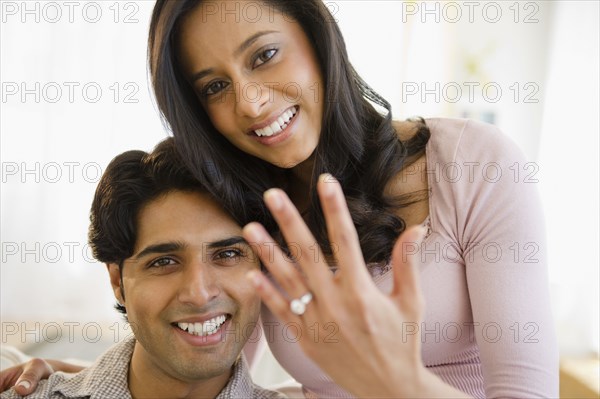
[537,1,600,356]
[1,2,164,324]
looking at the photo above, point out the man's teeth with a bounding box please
[176,315,227,337]
[254,107,297,137]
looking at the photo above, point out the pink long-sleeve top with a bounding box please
[254,118,559,398]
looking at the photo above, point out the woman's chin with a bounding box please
[271,159,302,169]
[256,149,313,170]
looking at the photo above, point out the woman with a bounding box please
[1,1,558,397]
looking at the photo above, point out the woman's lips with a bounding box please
[252,106,298,137]
[249,106,300,146]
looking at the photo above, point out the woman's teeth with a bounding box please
[176,315,227,337]
[254,106,298,137]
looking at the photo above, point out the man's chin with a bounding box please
[164,334,241,380]
[134,334,237,383]
[165,351,237,382]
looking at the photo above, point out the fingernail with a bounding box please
[319,173,336,197]
[264,189,283,211]
[17,380,31,390]
[243,223,263,242]
[246,271,261,287]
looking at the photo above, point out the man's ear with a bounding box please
[107,263,125,304]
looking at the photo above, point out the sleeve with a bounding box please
[454,120,559,398]
[0,389,20,399]
[0,381,52,399]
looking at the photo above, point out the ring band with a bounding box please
[290,292,313,315]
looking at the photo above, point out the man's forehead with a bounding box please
[134,190,242,249]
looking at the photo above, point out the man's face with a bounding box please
[108,190,261,382]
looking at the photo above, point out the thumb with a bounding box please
[390,225,427,307]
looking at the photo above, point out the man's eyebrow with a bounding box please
[206,236,248,249]
[133,242,186,260]
[191,30,278,83]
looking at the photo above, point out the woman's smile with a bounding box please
[248,105,297,137]
[247,105,299,146]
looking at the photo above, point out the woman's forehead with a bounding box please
[180,1,291,42]
[177,2,299,70]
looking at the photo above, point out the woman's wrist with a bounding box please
[370,360,472,399]
[406,366,473,398]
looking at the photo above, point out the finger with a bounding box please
[390,225,427,308]
[0,365,23,393]
[243,222,310,299]
[261,189,334,293]
[14,358,52,396]
[317,174,371,283]
[246,270,301,326]
[244,223,320,322]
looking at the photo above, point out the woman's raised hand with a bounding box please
[243,174,432,398]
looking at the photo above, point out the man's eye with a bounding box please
[149,257,177,268]
[214,249,243,261]
[203,80,228,96]
[253,48,278,68]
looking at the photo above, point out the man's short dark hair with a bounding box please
[88,137,204,314]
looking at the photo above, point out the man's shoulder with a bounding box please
[218,355,288,399]
[250,384,289,398]
[1,338,135,399]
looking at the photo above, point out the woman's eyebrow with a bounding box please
[233,30,278,57]
[191,30,278,83]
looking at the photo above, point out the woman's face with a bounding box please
[178,1,324,169]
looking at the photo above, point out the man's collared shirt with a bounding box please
[1,336,286,399]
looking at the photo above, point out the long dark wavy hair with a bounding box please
[148,0,430,264]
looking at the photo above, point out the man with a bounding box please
[1,138,285,399]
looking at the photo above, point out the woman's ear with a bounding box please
[107,263,125,305]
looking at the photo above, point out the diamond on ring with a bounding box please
[290,292,313,316]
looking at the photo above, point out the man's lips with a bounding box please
[171,314,231,337]
[172,312,230,324]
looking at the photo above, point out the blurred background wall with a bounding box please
[1,0,598,393]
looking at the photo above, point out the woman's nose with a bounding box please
[234,79,270,118]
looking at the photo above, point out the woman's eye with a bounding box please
[203,80,228,96]
[149,257,177,268]
[253,48,278,68]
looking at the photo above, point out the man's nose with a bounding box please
[177,263,220,306]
